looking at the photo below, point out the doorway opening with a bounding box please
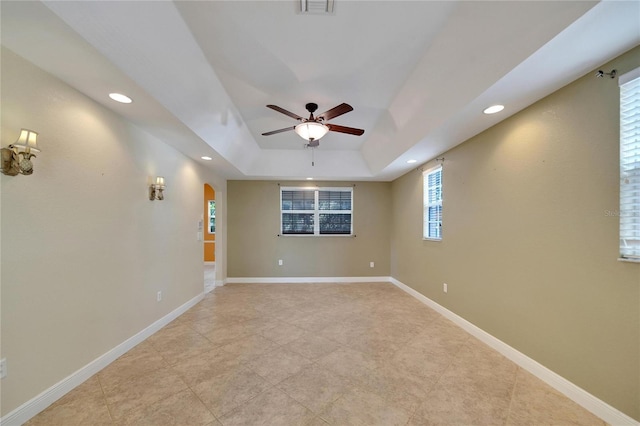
[204,183,216,292]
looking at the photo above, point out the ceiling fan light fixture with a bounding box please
[295,121,329,141]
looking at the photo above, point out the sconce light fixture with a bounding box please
[149,176,166,201]
[1,129,40,176]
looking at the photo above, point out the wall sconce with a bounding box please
[149,176,166,201]
[1,129,40,176]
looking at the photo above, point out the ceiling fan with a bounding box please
[262,102,364,147]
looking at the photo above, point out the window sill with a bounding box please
[618,257,640,264]
[423,238,442,242]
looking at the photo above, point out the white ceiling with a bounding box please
[2,1,639,181]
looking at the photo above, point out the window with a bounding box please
[619,67,640,261]
[423,166,442,240]
[280,187,353,236]
[208,200,216,234]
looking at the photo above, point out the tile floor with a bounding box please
[26,282,606,425]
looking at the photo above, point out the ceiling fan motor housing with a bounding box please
[305,103,319,115]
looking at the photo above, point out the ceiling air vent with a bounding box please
[299,0,334,15]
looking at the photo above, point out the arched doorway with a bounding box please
[203,183,216,292]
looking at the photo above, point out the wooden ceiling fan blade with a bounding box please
[262,126,296,136]
[327,124,364,136]
[317,103,353,121]
[266,105,304,120]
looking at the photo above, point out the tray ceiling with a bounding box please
[2,1,639,180]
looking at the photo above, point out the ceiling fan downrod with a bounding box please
[305,103,318,120]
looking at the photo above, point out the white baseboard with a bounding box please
[389,278,639,426]
[1,293,204,426]
[205,279,225,292]
[225,276,392,284]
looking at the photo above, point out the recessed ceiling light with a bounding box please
[483,104,504,114]
[306,177,314,180]
[201,156,212,161]
[407,159,417,164]
[109,93,133,104]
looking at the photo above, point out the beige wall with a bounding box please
[2,29,638,424]
[391,45,640,420]
[228,180,390,278]
[0,48,226,415]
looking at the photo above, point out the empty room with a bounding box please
[1,1,639,425]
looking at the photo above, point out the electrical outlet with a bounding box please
[369,261,375,268]
[0,358,7,379]
[278,259,283,266]
[443,283,448,293]
[157,291,162,302]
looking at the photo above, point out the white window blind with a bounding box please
[280,187,353,236]
[619,67,640,260]
[423,167,442,240]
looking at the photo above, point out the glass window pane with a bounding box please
[282,213,314,234]
[208,200,216,233]
[620,71,640,259]
[423,168,443,240]
[319,213,351,234]
[429,222,441,238]
[281,187,353,236]
[282,190,314,211]
[319,191,351,210]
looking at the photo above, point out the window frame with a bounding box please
[423,166,443,241]
[619,67,640,262]
[208,200,216,234]
[280,186,354,236]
